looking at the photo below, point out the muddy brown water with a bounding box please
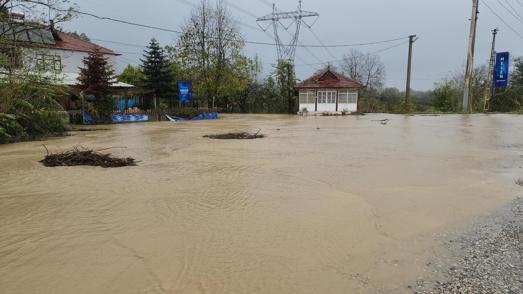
[1,114,522,293]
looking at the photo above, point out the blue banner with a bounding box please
[178,80,192,102]
[494,52,510,88]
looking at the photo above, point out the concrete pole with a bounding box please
[483,28,498,112]
[463,0,480,113]
[405,35,416,113]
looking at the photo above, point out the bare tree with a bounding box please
[339,49,386,90]
[176,0,247,109]
[443,64,488,111]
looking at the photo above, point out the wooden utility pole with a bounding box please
[463,0,480,113]
[404,34,417,113]
[483,28,498,112]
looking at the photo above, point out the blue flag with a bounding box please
[494,52,510,88]
[178,80,192,102]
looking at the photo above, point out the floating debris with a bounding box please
[372,119,390,125]
[40,146,137,168]
[204,131,264,140]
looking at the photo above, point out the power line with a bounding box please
[305,26,338,61]
[57,6,408,49]
[495,0,523,25]
[92,38,147,48]
[291,39,407,67]
[371,40,409,54]
[481,0,523,40]
[503,0,523,22]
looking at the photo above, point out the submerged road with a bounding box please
[0,114,522,293]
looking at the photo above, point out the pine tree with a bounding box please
[141,38,173,109]
[77,48,115,118]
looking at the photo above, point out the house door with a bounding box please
[317,90,337,112]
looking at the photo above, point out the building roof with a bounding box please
[295,68,364,89]
[0,22,118,55]
[0,22,56,44]
[51,31,118,56]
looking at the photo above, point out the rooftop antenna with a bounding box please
[257,0,319,64]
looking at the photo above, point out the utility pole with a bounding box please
[463,0,480,113]
[404,34,417,113]
[483,28,498,112]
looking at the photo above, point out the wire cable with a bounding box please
[481,0,523,40]
[51,6,409,48]
[495,0,523,25]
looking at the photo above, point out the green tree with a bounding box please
[511,58,523,86]
[0,0,74,142]
[141,38,173,109]
[490,58,523,112]
[378,88,403,113]
[77,48,115,119]
[274,59,296,113]
[176,0,249,110]
[491,86,523,112]
[118,64,143,87]
[431,82,460,112]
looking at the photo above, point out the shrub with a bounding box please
[171,108,207,119]
[0,113,26,144]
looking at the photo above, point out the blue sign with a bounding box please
[494,52,510,88]
[178,80,192,102]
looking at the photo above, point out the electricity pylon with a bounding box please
[256,0,319,63]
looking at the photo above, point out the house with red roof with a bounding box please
[0,21,131,89]
[295,67,364,113]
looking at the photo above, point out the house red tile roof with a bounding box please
[50,31,118,55]
[295,68,364,89]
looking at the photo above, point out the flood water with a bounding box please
[1,114,522,293]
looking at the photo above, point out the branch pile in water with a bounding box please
[204,131,264,140]
[40,147,137,168]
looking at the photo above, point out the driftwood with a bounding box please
[40,146,137,168]
[204,130,264,140]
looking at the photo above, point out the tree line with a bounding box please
[118,0,523,115]
[117,0,298,114]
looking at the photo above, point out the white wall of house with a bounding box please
[299,89,358,113]
[338,89,358,112]
[298,89,316,112]
[50,49,117,74]
[22,48,117,74]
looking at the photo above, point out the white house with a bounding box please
[295,67,364,113]
[1,21,130,88]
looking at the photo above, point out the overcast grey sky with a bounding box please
[62,0,523,90]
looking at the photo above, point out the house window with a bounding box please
[338,90,357,104]
[348,92,357,103]
[299,91,308,104]
[327,92,336,104]
[36,54,62,72]
[52,55,62,71]
[318,90,336,104]
[299,90,316,104]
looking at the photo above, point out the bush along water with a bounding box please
[0,109,69,144]
[0,74,70,144]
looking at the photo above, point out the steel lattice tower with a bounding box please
[257,1,319,63]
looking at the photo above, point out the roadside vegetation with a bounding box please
[1,0,523,144]
[119,0,523,115]
[0,0,74,143]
